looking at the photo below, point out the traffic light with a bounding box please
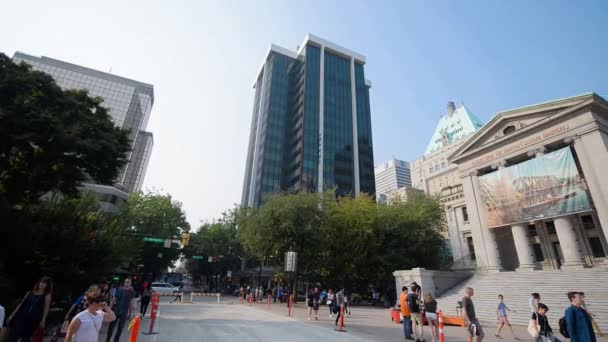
[181,232,190,246]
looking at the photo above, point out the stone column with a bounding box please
[511,223,538,271]
[461,173,502,272]
[554,216,586,270]
[572,131,608,247]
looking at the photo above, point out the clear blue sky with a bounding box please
[2,0,607,226]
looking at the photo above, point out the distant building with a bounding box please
[13,52,155,212]
[410,101,484,267]
[383,186,423,205]
[241,34,375,207]
[375,159,411,203]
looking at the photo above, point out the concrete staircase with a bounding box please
[435,269,608,332]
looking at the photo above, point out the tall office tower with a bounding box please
[13,52,154,196]
[374,159,411,202]
[242,34,375,207]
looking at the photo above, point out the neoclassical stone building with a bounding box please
[449,93,608,271]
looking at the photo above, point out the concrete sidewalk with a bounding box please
[239,298,607,342]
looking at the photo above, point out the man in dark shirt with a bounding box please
[106,278,135,342]
[462,287,484,342]
[407,285,425,341]
[565,291,596,342]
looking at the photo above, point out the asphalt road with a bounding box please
[153,298,366,342]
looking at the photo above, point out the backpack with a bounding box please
[559,316,570,339]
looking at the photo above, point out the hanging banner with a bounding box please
[479,147,591,228]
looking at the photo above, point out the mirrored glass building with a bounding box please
[242,34,375,207]
[13,52,155,209]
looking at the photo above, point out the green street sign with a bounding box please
[192,256,204,260]
[143,237,164,243]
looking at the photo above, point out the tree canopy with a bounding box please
[236,190,446,289]
[0,53,131,210]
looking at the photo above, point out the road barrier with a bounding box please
[267,294,271,310]
[190,292,221,303]
[156,292,183,303]
[335,304,346,332]
[438,310,445,342]
[249,293,254,305]
[143,293,160,336]
[127,315,141,342]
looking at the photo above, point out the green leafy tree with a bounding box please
[184,207,243,290]
[0,53,130,211]
[238,192,327,284]
[117,190,190,276]
[0,193,137,305]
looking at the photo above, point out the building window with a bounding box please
[589,237,606,258]
[462,207,469,222]
[545,221,556,235]
[441,162,446,168]
[503,125,516,135]
[581,215,595,230]
[528,224,538,237]
[435,165,439,171]
[429,167,433,173]
[532,243,544,262]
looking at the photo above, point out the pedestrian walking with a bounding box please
[65,285,100,323]
[334,289,345,326]
[139,285,152,317]
[400,286,413,341]
[344,291,350,316]
[564,291,596,342]
[327,289,335,318]
[462,287,484,342]
[320,289,327,305]
[65,292,116,342]
[170,283,183,303]
[424,293,439,342]
[100,282,111,305]
[495,294,520,340]
[7,276,53,342]
[105,278,134,342]
[407,285,425,342]
[530,293,541,313]
[307,288,320,320]
[529,303,561,342]
[272,287,277,303]
[581,293,604,337]
[278,286,283,304]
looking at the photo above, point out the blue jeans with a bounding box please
[403,316,412,339]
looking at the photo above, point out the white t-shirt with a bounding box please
[73,310,105,342]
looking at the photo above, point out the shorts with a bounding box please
[313,303,319,311]
[467,319,485,337]
[425,312,437,321]
[499,315,510,325]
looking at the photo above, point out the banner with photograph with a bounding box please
[479,147,591,228]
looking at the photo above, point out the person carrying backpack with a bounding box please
[563,291,596,342]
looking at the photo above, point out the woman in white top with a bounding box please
[65,292,116,342]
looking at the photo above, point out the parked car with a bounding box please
[151,282,179,294]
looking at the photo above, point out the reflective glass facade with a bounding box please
[13,52,154,193]
[242,36,375,207]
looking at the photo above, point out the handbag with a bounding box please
[528,314,540,338]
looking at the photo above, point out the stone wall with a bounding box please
[393,268,472,301]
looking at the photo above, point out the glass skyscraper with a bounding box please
[242,34,375,207]
[13,52,155,200]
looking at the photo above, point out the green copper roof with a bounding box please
[424,104,484,155]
